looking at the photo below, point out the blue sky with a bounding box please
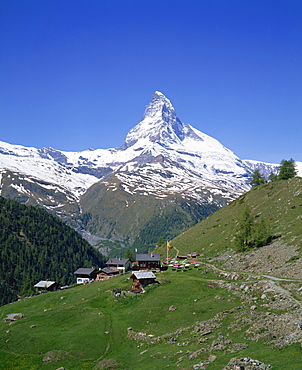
[1,0,301,163]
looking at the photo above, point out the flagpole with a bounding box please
[167,240,170,260]
[167,240,168,260]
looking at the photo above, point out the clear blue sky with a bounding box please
[1,0,301,163]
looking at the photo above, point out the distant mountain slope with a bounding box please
[0,196,105,306]
[80,178,220,254]
[156,177,302,278]
[0,92,301,254]
[242,159,279,178]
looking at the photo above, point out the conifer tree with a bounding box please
[234,206,254,251]
[250,169,266,187]
[20,276,35,297]
[124,249,135,262]
[234,207,272,252]
[268,171,278,182]
[251,218,272,248]
[278,158,297,180]
[156,236,166,248]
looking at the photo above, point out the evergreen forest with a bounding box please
[0,196,105,306]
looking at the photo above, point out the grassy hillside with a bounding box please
[0,267,302,369]
[0,196,105,306]
[155,177,302,260]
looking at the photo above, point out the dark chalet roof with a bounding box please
[100,267,119,275]
[106,258,129,266]
[74,268,98,276]
[135,253,161,262]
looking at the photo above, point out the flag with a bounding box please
[167,241,171,251]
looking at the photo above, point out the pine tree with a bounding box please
[20,276,35,297]
[124,249,135,262]
[234,207,272,251]
[156,236,166,248]
[234,206,254,251]
[250,169,266,187]
[268,171,278,182]
[251,218,272,248]
[278,158,297,180]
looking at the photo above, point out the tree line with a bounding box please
[250,158,297,187]
[0,196,105,306]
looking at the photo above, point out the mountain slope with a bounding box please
[0,196,105,306]
[78,91,256,253]
[80,177,220,254]
[1,91,300,253]
[155,176,302,278]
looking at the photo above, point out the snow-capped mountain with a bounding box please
[0,91,299,253]
[0,92,251,198]
[242,159,279,178]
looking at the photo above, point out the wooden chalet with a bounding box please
[130,271,156,292]
[106,258,131,273]
[134,253,161,270]
[96,267,119,280]
[34,280,60,291]
[74,268,99,284]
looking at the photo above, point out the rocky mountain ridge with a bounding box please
[0,92,300,252]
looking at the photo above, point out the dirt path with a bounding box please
[198,260,302,309]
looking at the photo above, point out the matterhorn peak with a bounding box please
[143,91,175,121]
[124,91,184,148]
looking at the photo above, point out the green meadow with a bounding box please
[1,267,301,369]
